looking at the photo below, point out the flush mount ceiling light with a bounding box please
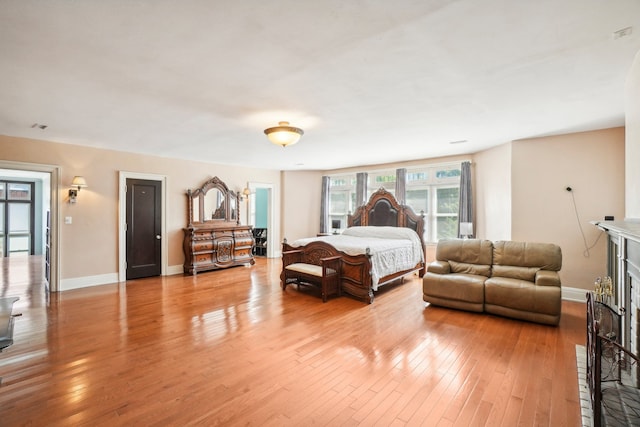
[264,121,304,147]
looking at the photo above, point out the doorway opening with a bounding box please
[0,161,59,297]
[247,182,277,258]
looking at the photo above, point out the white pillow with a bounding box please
[342,226,419,242]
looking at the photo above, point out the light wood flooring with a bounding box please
[0,256,585,426]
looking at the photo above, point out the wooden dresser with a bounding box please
[183,224,254,275]
[183,176,255,275]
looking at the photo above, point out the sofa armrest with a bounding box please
[427,260,450,274]
[535,270,561,287]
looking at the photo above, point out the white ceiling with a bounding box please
[1,0,639,171]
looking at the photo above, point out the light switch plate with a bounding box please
[65,216,72,225]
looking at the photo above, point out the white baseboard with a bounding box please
[562,286,589,302]
[167,265,183,275]
[60,271,589,300]
[60,273,119,291]
[60,266,185,292]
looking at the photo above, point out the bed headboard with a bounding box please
[347,188,425,241]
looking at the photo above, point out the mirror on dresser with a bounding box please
[187,176,240,226]
[183,176,255,275]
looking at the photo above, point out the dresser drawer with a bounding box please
[193,241,214,251]
[234,248,253,259]
[212,231,233,239]
[194,253,213,264]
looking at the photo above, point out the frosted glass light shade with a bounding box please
[264,121,304,147]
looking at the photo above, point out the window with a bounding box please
[329,175,356,232]
[327,163,463,242]
[435,187,459,240]
[367,170,395,198]
[405,164,461,242]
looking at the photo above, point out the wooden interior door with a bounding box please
[126,179,161,280]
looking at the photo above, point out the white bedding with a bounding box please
[289,226,424,290]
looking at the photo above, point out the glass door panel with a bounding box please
[8,235,29,256]
[8,202,31,256]
[0,181,35,257]
[8,182,31,200]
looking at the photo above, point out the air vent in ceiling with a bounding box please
[613,27,633,40]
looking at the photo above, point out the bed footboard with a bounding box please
[282,241,374,303]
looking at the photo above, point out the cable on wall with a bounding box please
[566,186,604,257]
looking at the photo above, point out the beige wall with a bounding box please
[0,135,281,286]
[280,170,323,242]
[626,50,640,219]
[511,128,625,289]
[474,142,512,240]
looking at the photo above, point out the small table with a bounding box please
[0,296,19,352]
[0,296,19,385]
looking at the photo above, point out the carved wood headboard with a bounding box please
[347,188,425,245]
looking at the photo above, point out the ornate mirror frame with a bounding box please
[187,176,240,227]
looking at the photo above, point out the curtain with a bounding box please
[458,161,473,237]
[356,172,368,207]
[320,176,330,234]
[395,168,407,204]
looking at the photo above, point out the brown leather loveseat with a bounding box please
[423,239,562,325]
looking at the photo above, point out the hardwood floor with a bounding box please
[0,256,585,426]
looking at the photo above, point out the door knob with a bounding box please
[156,235,161,240]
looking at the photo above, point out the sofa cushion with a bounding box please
[436,239,493,276]
[485,276,561,316]
[491,265,539,282]
[423,272,486,310]
[492,241,562,271]
[449,260,491,277]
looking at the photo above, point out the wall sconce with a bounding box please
[68,176,88,204]
[241,187,251,201]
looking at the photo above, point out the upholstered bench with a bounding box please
[282,250,341,302]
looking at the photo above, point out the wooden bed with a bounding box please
[281,188,426,303]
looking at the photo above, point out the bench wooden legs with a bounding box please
[282,257,342,302]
